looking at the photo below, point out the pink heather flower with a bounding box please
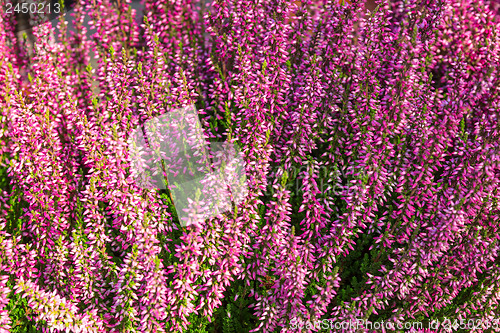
[14,278,105,333]
[0,0,499,332]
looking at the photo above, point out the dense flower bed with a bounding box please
[0,0,500,332]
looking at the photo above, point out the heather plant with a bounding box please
[0,0,500,332]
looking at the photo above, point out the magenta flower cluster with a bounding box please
[0,0,500,332]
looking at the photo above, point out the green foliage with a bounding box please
[206,283,256,333]
[185,312,211,333]
[0,166,28,238]
[335,231,377,306]
[6,278,44,333]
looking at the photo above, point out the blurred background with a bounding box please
[10,0,145,69]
